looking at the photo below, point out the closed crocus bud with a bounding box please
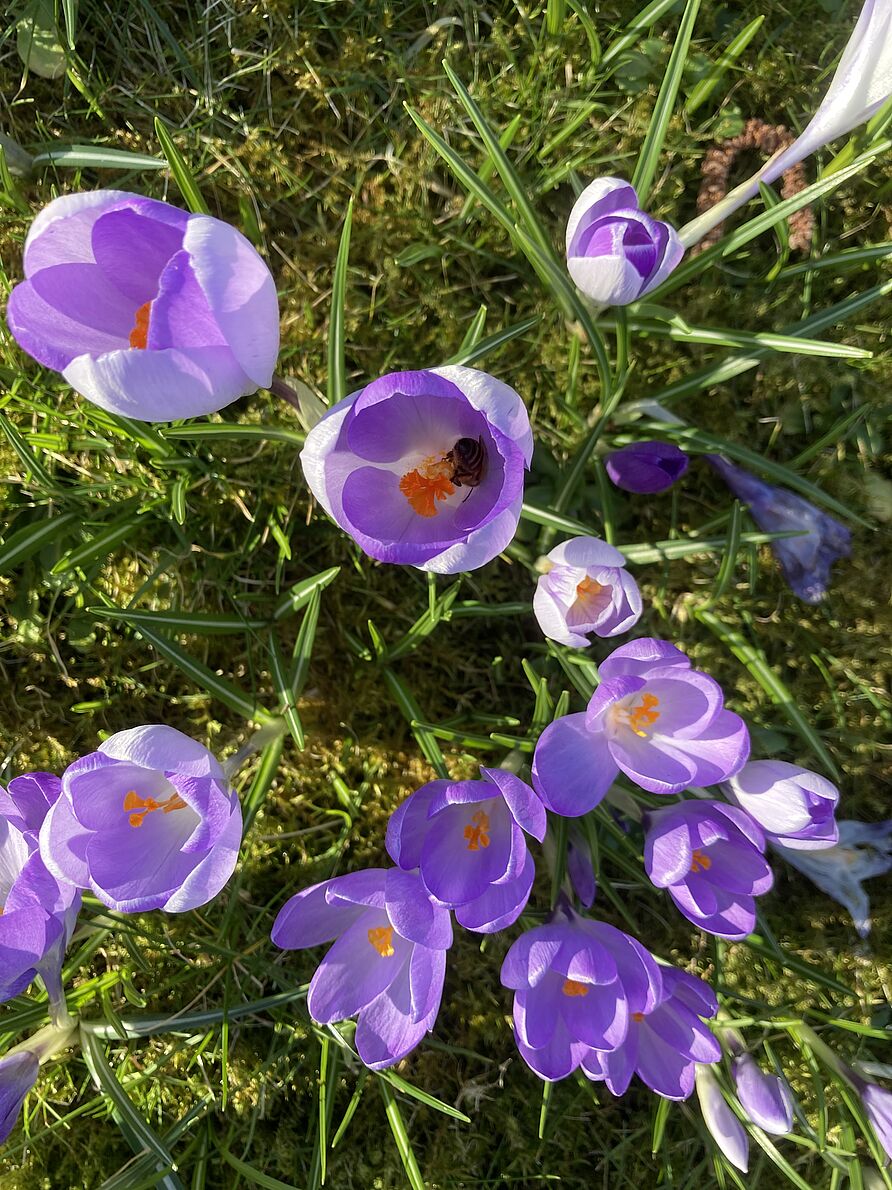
[300,366,533,573]
[696,1064,749,1172]
[605,440,689,494]
[40,726,242,913]
[6,190,280,421]
[707,454,851,603]
[0,1051,39,1145]
[732,1053,794,1135]
[566,178,684,307]
[856,1078,892,1163]
[533,536,642,647]
[724,760,839,850]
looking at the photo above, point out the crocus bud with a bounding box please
[695,1064,749,1172]
[707,453,851,603]
[732,1053,795,1135]
[605,440,689,494]
[6,190,280,421]
[680,0,892,245]
[533,536,642,647]
[565,178,684,307]
[724,760,839,850]
[0,1050,38,1144]
[855,1078,892,1163]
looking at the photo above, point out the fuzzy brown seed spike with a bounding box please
[694,118,814,254]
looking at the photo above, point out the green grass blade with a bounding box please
[443,62,553,257]
[446,314,540,366]
[269,636,305,749]
[0,511,79,574]
[272,567,341,621]
[327,197,354,406]
[31,145,165,170]
[382,668,449,778]
[219,1150,300,1190]
[125,621,271,723]
[694,608,840,778]
[80,1029,185,1190]
[378,1080,426,1190]
[161,423,306,447]
[631,0,701,203]
[89,607,270,634]
[615,315,871,359]
[0,414,62,492]
[51,511,147,576]
[153,118,209,214]
[684,16,765,115]
[546,0,566,36]
[601,0,682,66]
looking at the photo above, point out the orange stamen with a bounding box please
[690,848,712,874]
[399,455,455,518]
[574,575,607,615]
[632,1011,645,1022]
[627,693,661,737]
[463,810,491,851]
[123,788,188,828]
[562,978,589,997]
[367,925,395,957]
[129,301,152,349]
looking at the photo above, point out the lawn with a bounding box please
[1,0,891,1187]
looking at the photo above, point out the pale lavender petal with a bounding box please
[272,880,369,949]
[732,1054,794,1135]
[455,851,535,933]
[384,868,452,949]
[532,714,616,816]
[385,782,446,869]
[481,768,547,841]
[307,912,410,1023]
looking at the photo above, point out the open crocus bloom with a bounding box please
[644,800,773,940]
[386,767,546,933]
[300,366,533,573]
[566,178,684,307]
[500,911,662,1081]
[533,536,642,647]
[39,726,242,913]
[582,967,721,1100]
[723,760,839,850]
[6,190,279,420]
[0,1051,39,1145]
[0,773,80,1004]
[532,638,750,814]
[271,868,452,1069]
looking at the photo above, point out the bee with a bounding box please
[444,436,487,499]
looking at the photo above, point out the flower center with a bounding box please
[398,454,456,518]
[574,576,608,617]
[463,810,491,851]
[123,788,188,828]
[562,978,589,997]
[129,301,152,350]
[632,1011,645,1022]
[367,925,395,957]
[613,692,661,738]
[689,848,712,874]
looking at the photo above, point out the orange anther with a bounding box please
[463,809,491,851]
[398,455,455,517]
[627,693,661,737]
[367,925,395,957]
[561,978,589,997]
[689,848,712,874]
[129,301,152,349]
[123,789,188,828]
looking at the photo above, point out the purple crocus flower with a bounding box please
[385,768,545,933]
[0,1050,39,1145]
[500,910,662,1081]
[644,800,773,940]
[582,967,721,1100]
[533,536,642,647]
[724,760,839,850]
[732,1053,794,1135]
[605,440,689,494]
[40,725,242,913]
[532,638,750,815]
[707,454,851,603]
[565,178,684,307]
[854,1077,892,1163]
[300,366,533,573]
[271,868,452,1070]
[696,1063,749,1172]
[0,773,80,1005]
[6,190,279,421]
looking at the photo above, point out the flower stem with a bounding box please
[40,966,76,1032]
[269,374,303,412]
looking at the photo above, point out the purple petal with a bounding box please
[324,868,388,910]
[92,205,186,305]
[38,793,91,888]
[500,926,564,990]
[385,782,446,870]
[481,768,547,841]
[183,215,279,387]
[272,880,368,949]
[7,277,129,372]
[455,851,535,933]
[355,960,442,1069]
[420,800,513,905]
[307,912,410,1023]
[0,1050,40,1144]
[385,868,452,949]
[732,1054,794,1134]
[532,714,617,816]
